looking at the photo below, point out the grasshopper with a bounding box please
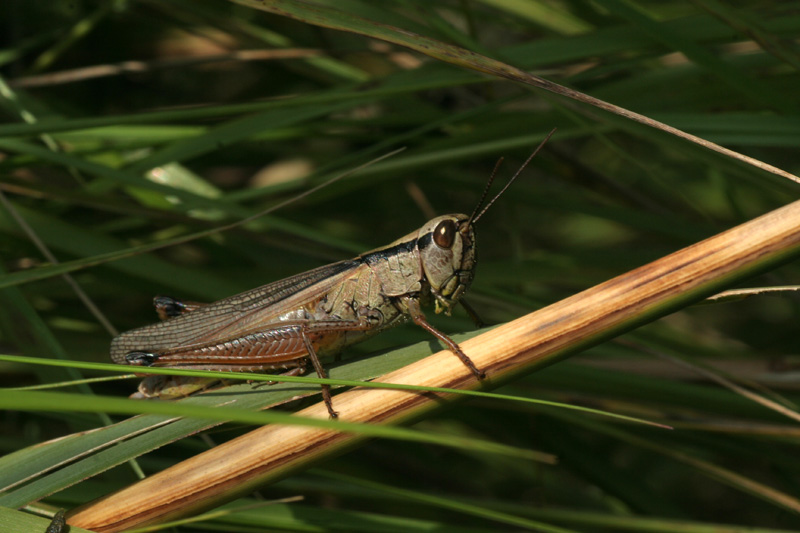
[112,133,552,417]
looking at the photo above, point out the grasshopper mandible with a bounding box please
[112,132,553,417]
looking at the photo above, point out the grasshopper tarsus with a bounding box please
[327,401,339,419]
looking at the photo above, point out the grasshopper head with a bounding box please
[418,214,476,315]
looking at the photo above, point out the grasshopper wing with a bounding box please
[111,259,359,363]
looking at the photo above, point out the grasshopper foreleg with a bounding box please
[403,296,485,379]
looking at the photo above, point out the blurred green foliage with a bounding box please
[1,0,800,531]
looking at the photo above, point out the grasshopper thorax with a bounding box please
[417,213,476,316]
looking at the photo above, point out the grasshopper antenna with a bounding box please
[471,128,556,225]
[466,156,504,227]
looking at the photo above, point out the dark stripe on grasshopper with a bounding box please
[416,231,434,251]
[359,238,418,265]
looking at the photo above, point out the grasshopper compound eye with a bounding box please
[433,219,457,248]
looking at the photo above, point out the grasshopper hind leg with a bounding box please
[120,324,342,418]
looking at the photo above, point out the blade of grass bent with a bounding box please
[0,353,667,428]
